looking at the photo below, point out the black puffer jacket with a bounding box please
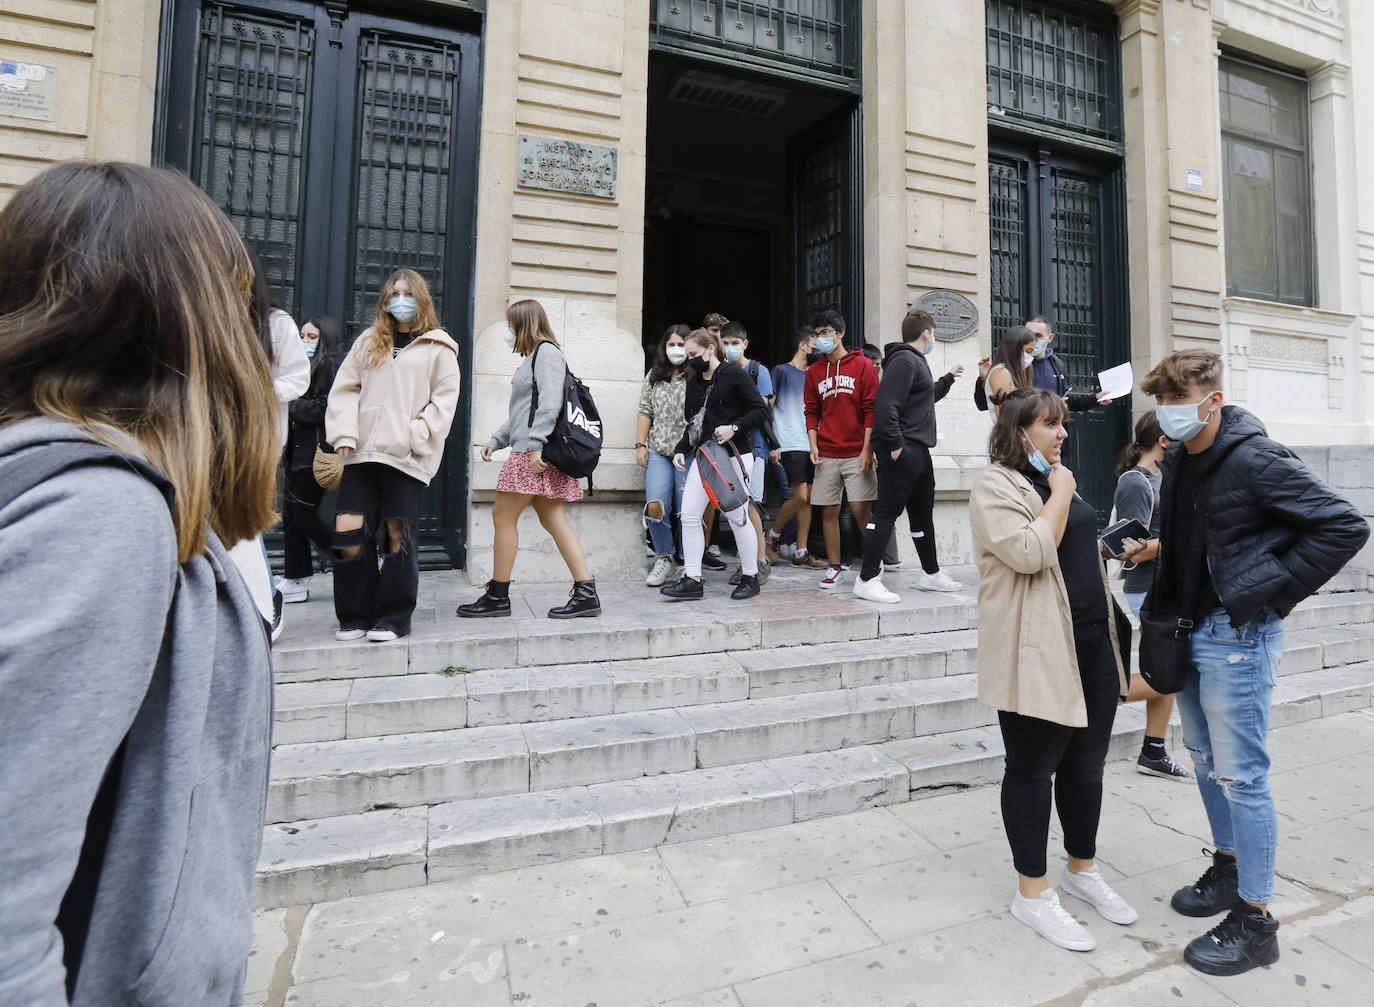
[1153,405,1369,627]
[284,352,340,470]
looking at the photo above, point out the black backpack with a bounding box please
[528,342,603,483]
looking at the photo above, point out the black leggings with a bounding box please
[282,466,332,579]
[860,442,938,580]
[998,621,1120,878]
[332,462,425,635]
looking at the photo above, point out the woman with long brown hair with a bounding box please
[458,299,600,618]
[985,325,1037,416]
[0,161,278,1005]
[325,269,462,642]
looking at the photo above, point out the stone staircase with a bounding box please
[257,564,1374,909]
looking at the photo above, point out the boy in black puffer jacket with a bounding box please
[1135,349,1369,978]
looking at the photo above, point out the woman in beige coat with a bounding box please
[969,387,1132,954]
[325,269,461,642]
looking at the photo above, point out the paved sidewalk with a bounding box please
[247,710,1374,1007]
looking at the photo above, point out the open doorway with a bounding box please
[642,57,859,365]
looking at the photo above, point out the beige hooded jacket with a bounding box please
[325,327,462,485]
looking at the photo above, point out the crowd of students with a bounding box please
[2,161,1370,1005]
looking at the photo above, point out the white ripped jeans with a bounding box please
[680,456,758,580]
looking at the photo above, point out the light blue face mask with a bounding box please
[1022,432,1052,475]
[387,294,418,323]
[303,343,317,358]
[1032,339,1045,357]
[723,344,745,363]
[1157,396,1217,442]
[815,335,837,355]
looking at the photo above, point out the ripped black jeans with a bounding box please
[333,462,425,635]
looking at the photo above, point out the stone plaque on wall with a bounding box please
[0,57,57,122]
[912,290,979,342]
[518,135,618,200]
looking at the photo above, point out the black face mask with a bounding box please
[805,352,822,365]
[688,356,709,375]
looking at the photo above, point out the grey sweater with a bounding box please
[487,341,566,452]
[0,418,272,1007]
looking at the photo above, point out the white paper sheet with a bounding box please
[1096,362,1133,402]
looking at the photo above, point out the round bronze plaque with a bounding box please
[912,290,979,342]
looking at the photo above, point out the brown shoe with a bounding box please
[792,551,827,570]
[765,539,782,565]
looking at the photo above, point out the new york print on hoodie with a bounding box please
[803,348,878,457]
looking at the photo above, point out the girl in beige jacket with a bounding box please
[325,269,461,642]
[969,387,1131,955]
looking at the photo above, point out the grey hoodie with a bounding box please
[0,418,272,1007]
[487,340,567,453]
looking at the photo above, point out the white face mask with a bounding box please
[666,345,687,365]
[1021,351,1034,369]
[501,325,517,349]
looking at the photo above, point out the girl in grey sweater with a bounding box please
[458,299,601,619]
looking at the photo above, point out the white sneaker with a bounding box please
[706,544,723,559]
[367,628,399,643]
[645,556,676,587]
[335,628,366,641]
[1010,889,1096,951]
[1060,867,1138,925]
[853,575,900,604]
[819,565,844,590]
[916,570,963,593]
[780,543,797,559]
[276,576,310,603]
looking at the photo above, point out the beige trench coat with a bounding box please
[968,463,1127,728]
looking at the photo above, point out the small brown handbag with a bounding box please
[312,429,343,490]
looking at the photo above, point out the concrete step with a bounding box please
[272,630,981,745]
[255,662,1374,908]
[1282,591,1374,631]
[1317,566,1369,594]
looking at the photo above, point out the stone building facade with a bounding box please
[3,0,1372,579]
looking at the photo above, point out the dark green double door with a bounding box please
[159,0,481,566]
[989,140,1129,522]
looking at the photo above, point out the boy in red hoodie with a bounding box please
[804,309,878,589]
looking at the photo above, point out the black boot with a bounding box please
[549,579,601,619]
[1171,849,1239,917]
[660,574,704,600]
[730,573,760,600]
[1184,902,1280,976]
[457,580,511,618]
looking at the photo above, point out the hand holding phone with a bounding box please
[1100,518,1150,558]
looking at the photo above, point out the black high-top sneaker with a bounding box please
[730,573,760,600]
[1184,902,1280,976]
[1171,849,1239,917]
[549,579,601,618]
[660,574,705,600]
[456,580,511,618]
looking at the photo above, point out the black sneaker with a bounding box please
[730,574,760,600]
[270,588,284,644]
[1138,751,1195,782]
[1184,903,1280,976]
[701,552,727,571]
[660,575,704,600]
[1171,849,1239,917]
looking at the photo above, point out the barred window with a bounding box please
[1219,56,1313,306]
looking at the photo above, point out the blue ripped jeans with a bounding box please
[1175,607,1285,905]
[645,450,687,558]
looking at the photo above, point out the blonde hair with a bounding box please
[360,269,442,369]
[0,161,279,561]
[686,327,725,364]
[507,298,560,357]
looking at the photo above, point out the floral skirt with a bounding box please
[496,450,584,501]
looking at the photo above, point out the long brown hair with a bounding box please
[1116,410,1166,477]
[988,325,1036,405]
[507,298,559,357]
[0,161,279,560]
[649,323,690,385]
[989,387,1068,473]
[360,268,442,368]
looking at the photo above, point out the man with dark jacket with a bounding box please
[853,309,965,603]
[1135,349,1369,977]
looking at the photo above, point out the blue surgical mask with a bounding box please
[815,336,837,355]
[303,343,317,358]
[1033,339,1045,357]
[1157,396,1217,442]
[387,294,418,323]
[724,344,745,363]
[1022,433,1052,475]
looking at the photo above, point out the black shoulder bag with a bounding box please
[1137,523,1203,695]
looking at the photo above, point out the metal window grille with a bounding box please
[196,4,314,314]
[986,1,1120,143]
[1049,169,1101,393]
[796,138,843,324]
[989,157,1029,336]
[349,33,461,339]
[651,1,859,90]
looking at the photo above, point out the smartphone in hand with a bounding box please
[1100,518,1150,558]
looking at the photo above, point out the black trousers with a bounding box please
[860,442,939,580]
[282,466,332,579]
[332,462,425,635]
[997,621,1120,878]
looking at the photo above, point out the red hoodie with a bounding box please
[804,348,877,457]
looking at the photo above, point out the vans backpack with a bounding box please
[528,342,603,483]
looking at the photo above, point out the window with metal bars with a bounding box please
[985,0,1120,144]
[651,1,859,90]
